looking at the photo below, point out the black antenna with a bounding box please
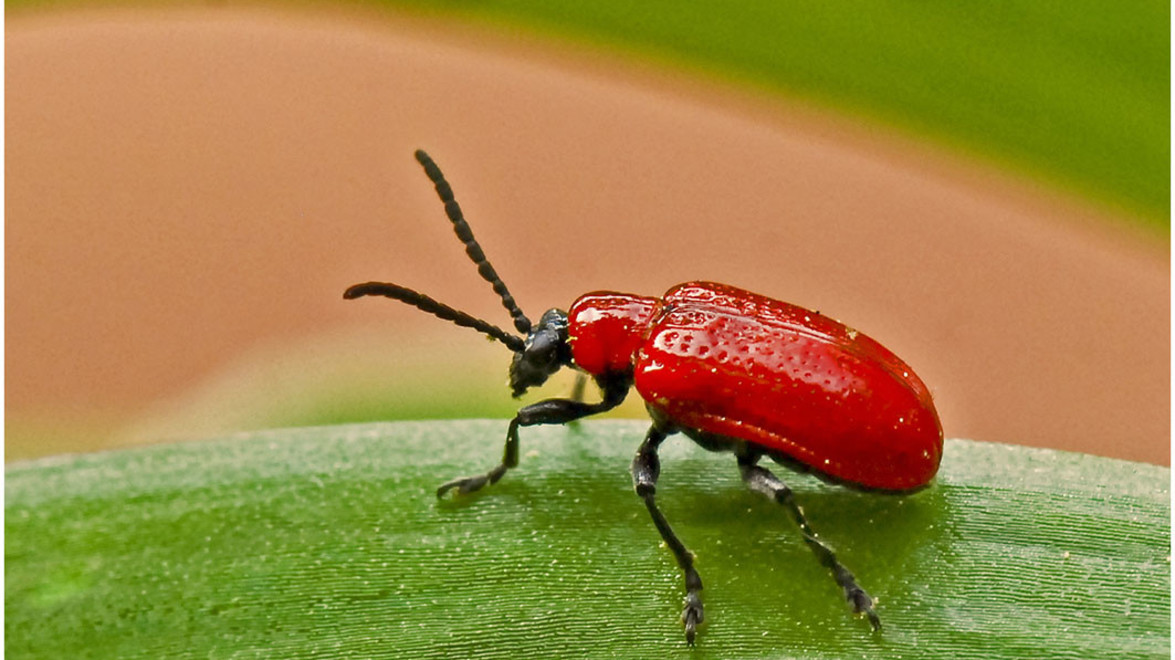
[344,150,535,352]
[344,282,526,353]
[413,149,533,335]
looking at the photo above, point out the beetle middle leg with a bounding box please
[632,425,705,644]
[737,454,881,630]
[436,380,628,498]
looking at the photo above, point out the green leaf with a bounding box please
[6,421,1169,659]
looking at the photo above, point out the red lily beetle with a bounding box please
[345,150,944,644]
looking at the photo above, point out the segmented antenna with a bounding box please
[344,282,526,353]
[414,149,533,335]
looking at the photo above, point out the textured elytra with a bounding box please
[569,282,942,490]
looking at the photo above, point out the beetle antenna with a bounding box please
[414,149,534,335]
[344,282,527,353]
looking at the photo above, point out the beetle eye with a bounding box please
[529,332,558,364]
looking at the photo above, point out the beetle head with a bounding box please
[509,308,572,397]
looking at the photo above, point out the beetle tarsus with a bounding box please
[434,472,479,493]
[683,587,704,645]
[435,462,508,498]
[846,586,881,631]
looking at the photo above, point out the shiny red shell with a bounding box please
[567,281,943,491]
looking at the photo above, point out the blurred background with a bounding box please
[6,2,1169,464]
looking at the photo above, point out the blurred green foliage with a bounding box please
[392,0,1169,225]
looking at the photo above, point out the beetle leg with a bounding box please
[632,425,705,645]
[737,455,882,631]
[436,380,628,498]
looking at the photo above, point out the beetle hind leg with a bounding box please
[737,455,882,631]
[632,425,705,644]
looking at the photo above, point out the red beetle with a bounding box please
[346,150,944,644]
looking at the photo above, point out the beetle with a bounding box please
[345,150,944,644]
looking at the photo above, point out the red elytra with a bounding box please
[568,282,942,492]
[345,150,944,644]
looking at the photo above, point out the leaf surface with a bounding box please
[6,420,1169,659]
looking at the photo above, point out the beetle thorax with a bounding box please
[567,292,659,378]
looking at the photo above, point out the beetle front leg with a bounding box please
[632,425,705,645]
[737,455,881,631]
[437,383,628,498]
[435,416,522,497]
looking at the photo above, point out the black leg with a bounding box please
[437,380,628,498]
[632,425,705,645]
[737,455,881,631]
